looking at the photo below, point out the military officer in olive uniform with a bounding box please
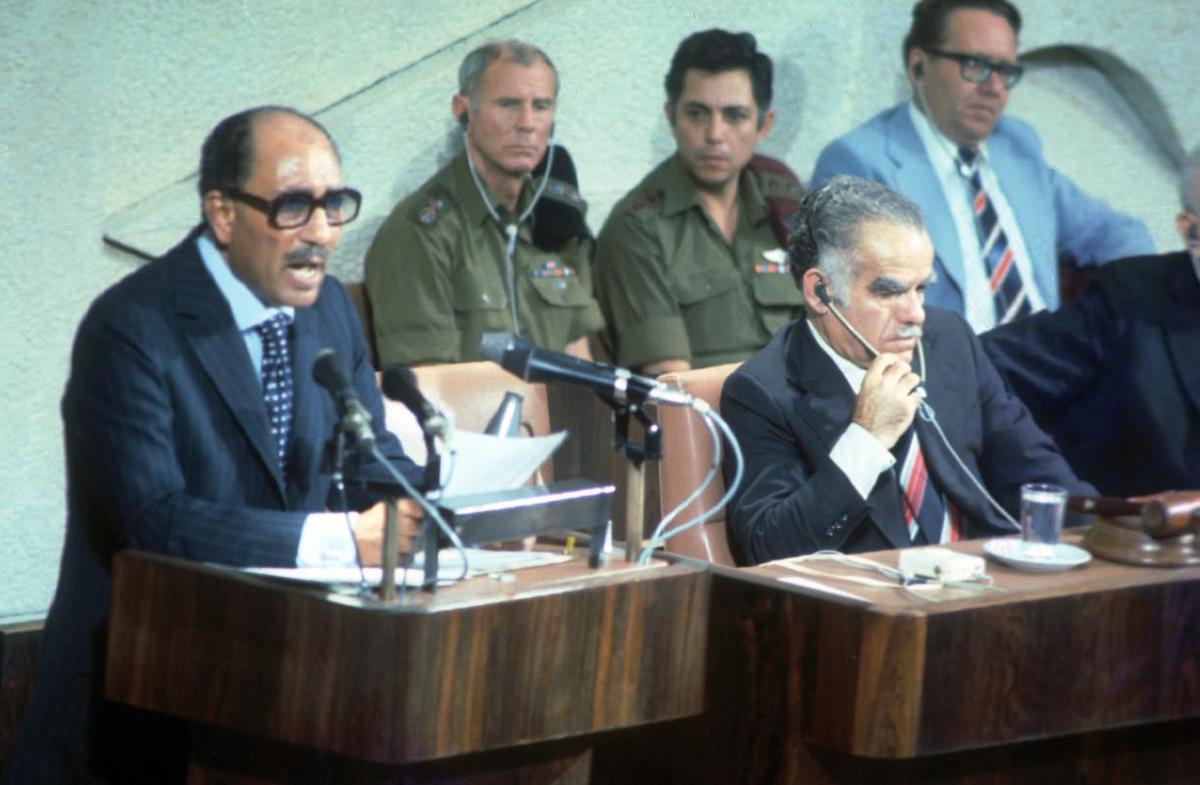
[366,39,602,366]
[595,29,804,373]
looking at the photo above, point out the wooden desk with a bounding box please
[595,533,1200,784]
[105,550,708,784]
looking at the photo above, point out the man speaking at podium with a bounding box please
[6,107,422,785]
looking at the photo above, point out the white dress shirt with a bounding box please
[908,102,1044,332]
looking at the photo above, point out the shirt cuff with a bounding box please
[297,512,360,567]
[829,423,895,500]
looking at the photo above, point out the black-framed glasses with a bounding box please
[924,48,1024,89]
[226,187,362,229]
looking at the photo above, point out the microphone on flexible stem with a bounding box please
[312,348,376,448]
[380,365,453,443]
[477,332,692,406]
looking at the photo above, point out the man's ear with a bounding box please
[907,50,926,85]
[801,268,830,313]
[756,108,776,139]
[1176,211,1197,246]
[451,94,470,128]
[203,190,235,246]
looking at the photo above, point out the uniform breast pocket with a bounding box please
[451,267,510,333]
[751,272,805,336]
[668,267,741,350]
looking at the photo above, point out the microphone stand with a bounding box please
[420,431,443,593]
[607,400,662,562]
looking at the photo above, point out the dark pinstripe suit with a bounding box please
[4,228,420,784]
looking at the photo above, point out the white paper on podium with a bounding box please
[247,548,571,588]
[438,430,566,497]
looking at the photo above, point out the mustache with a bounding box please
[896,325,924,339]
[285,246,330,267]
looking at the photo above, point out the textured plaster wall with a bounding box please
[1,0,1195,621]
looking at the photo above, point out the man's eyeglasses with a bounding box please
[225,187,363,230]
[924,48,1024,89]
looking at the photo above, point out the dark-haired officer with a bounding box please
[595,28,805,373]
[365,39,602,366]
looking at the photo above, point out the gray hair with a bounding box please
[1182,144,1200,214]
[457,39,559,104]
[787,176,927,305]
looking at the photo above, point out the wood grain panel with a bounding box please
[593,534,1200,785]
[106,551,707,768]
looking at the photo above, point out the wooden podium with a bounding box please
[105,550,709,784]
[595,532,1200,784]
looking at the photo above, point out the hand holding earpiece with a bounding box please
[852,353,924,449]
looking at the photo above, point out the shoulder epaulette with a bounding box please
[629,186,666,214]
[543,178,586,210]
[411,184,455,227]
[749,154,805,202]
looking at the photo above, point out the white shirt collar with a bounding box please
[805,318,867,394]
[196,231,293,331]
[907,101,991,178]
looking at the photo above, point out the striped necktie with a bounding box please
[959,146,1032,325]
[256,313,293,471]
[893,427,961,545]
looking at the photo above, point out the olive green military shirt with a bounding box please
[365,152,604,366]
[594,154,804,369]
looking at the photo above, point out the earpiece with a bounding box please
[458,111,469,128]
[815,280,833,306]
[913,61,924,79]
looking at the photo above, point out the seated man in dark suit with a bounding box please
[722,175,1090,564]
[981,147,1200,498]
[5,107,423,785]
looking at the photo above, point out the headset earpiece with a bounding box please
[458,111,469,128]
[913,61,924,79]
[815,280,832,306]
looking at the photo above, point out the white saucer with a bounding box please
[982,538,1092,573]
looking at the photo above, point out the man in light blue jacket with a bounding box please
[811,0,1152,332]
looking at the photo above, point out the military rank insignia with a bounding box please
[546,179,586,208]
[417,195,449,226]
[630,187,665,213]
[532,258,576,278]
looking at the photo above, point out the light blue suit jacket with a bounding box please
[811,103,1154,314]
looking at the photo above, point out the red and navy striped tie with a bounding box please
[959,146,1032,325]
[895,428,961,545]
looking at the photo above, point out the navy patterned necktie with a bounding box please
[958,146,1032,325]
[255,313,293,470]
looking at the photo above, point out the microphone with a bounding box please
[312,348,376,447]
[380,365,452,442]
[484,392,524,437]
[477,332,691,406]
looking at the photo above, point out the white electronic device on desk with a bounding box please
[899,547,988,584]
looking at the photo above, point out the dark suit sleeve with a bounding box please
[982,289,1113,426]
[67,307,307,568]
[340,281,424,502]
[722,370,875,564]
[968,324,1096,516]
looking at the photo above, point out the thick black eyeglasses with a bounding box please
[924,48,1024,89]
[226,187,363,230]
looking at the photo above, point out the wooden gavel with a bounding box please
[1069,491,1200,538]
